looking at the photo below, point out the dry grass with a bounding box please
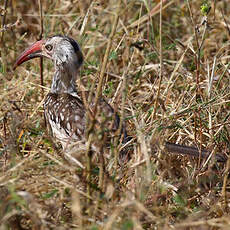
[1,0,230,229]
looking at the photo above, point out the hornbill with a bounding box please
[13,35,227,164]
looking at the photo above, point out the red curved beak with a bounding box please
[13,39,44,70]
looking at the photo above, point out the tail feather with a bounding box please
[164,142,227,163]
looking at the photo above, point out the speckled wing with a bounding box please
[44,93,86,148]
[43,92,122,150]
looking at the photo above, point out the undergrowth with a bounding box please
[1,0,230,229]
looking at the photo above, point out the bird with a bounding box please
[14,35,129,166]
[14,35,227,165]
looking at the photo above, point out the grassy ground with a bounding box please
[1,0,230,229]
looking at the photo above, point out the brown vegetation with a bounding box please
[1,0,230,229]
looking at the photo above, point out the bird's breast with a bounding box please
[44,93,85,148]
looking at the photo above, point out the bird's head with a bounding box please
[14,35,84,71]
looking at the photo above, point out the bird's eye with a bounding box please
[45,44,53,51]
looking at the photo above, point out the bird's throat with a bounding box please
[51,70,77,94]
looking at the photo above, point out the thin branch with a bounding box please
[0,0,8,43]
[38,0,44,94]
[152,0,163,119]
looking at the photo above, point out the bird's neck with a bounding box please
[51,64,78,95]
